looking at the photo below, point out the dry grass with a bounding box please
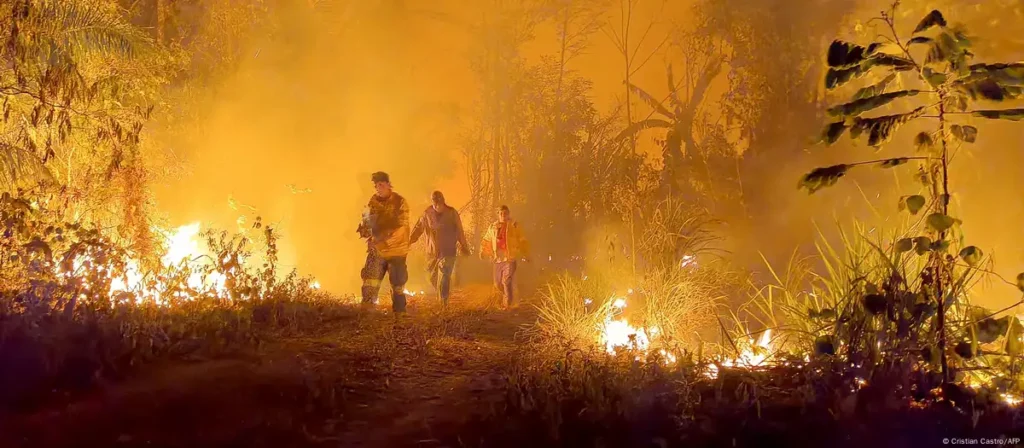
[532,272,614,348]
[635,264,723,349]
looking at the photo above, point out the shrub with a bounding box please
[0,189,349,410]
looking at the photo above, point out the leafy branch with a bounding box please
[800,3,1024,385]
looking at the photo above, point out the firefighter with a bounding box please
[410,191,471,306]
[479,205,530,309]
[356,171,411,314]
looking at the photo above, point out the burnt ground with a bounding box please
[0,285,534,448]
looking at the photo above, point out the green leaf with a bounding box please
[965,62,1024,86]
[825,64,869,89]
[904,195,926,215]
[913,10,947,34]
[1007,317,1024,356]
[939,194,951,208]
[827,90,921,117]
[954,78,1021,101]
[909,36,932,45]
[868,54,917,73]
[913,132,934,151]
[865,42,884,56]
[929,239,951,252]
[973,109,1024,121]
[914,236,932,255]
[950,124,978,143]
[879,157,909,168]
[894,238,914,253]
[798,164,849,194]
[944,94,968,112]
[862,294,887,315]
[23,238,52,261]
[925,31,962,66]
[820,121,847,145]
[852,73,896,100]
[913,300,936,321]
[824,54,914,90]
[951,27,972,50]
[954,340,974,359]
[814,335,836,355]
[921,67,947,88]
[849,106,926,147]
[809,308,836,319]
[920,345,938,363]
[827,40,870,68]
[926,213,956,232]
[959,246,983,266]
[977,317,1009,344]
[870,54,916,71]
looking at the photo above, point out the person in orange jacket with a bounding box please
[479,205,529,308]
[356,171,411,313]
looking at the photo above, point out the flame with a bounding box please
[1001,393,1022,406]
[602,318,651,353]
[705,329,775,379]
[680,254,696,268]
[659,349,676,364]
[102,222,229,304]
[59,221,317,306]
[594,293,784,376]
[600,295,652,354]
[161,223,202,266]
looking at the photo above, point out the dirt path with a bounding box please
[0,287,536,448]
[335,304,534,447]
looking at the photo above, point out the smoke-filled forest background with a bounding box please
[4,0,1024,307]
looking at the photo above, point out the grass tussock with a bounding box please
[732,218,1024,413]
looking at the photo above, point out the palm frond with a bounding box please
[627,82,674,119]
[21,0,153,61]
[612,118,672,142]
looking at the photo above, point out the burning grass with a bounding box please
[532,262,722,362]
[0,191,354,410]
[497,211,1024,444]
[481,338,1024,447]
[732,220,1024,408]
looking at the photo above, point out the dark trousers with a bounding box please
[360,249,409,313]
[493,260,517,306]
[427,255,457,304]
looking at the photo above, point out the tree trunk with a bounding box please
[622,0,634,153]
[155,0,166,44]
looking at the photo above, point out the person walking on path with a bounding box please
[410,191,471,306]
[479,205,529,309]
[356,171,411,314]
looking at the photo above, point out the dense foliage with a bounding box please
[794,3,1024,390]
